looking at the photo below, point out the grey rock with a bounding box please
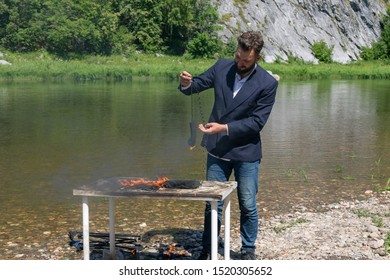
[0,60,11,65]
[366,225,379,233]
[212,0,387,63]
[369,239,384,249]
[368,232,380,239]
[376,249,387,257]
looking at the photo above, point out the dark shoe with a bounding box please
[197,250,211,260]
[241,250,256,260]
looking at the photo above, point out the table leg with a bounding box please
[211,201,218,260]
[224,194,231,260]
[109,197,115,259]
[82,196,89,260]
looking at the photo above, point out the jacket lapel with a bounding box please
[222,69,258,117]
[222,66,236,109]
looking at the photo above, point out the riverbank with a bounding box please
[3,190,389,260]
[140,190,390,260]
[0,51,390,81]
[142,190,390,260]
[59,190,390,260]
[240,190,390,260]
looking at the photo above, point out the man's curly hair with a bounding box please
[237,31,264,55]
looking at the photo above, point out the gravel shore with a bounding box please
[5,191,389,260]
[236,190,390,260]
[82,190,390,260]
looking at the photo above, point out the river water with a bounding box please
[0,78,389,259]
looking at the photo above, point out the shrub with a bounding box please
[361,9,390,61]
[186,32,221,58]
[311,40,334,63]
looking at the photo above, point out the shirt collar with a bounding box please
[235,64,257,81]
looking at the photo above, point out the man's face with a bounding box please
[235,48,261,77]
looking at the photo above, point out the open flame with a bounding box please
[167,245,175,257]
[120,177,169,188]
[166,244,186,258]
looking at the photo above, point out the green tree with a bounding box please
[161,0,220,55]
[1,0,48,51]
[119,0,164,53]
[119,0,220,55]
[45,0,119,56]
[1,0,119,56]
[185,0,221,57]
[192,0,220,34]
[221,36,238,58]
[187,32,220,58]
[0,0,221,57]
[161,0,193,54]
[0,2,9,39]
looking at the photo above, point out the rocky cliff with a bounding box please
[212,0,389,63]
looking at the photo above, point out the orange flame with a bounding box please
[166,245,186,257]
[130,249,137,255]
[120,177,169,188]
[167,245,175,257]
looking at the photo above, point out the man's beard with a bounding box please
[235,61,256,76]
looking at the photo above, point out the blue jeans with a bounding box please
[201,154,260,253]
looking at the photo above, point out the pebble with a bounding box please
[368,240,384,249]
[366,225,378,233]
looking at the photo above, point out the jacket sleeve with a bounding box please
[178,59,227,95]
[227,77,278,139]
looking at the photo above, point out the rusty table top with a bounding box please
[73,177,237,201]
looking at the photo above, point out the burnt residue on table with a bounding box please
[73,177,237,201]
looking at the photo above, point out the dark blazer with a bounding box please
[180,58,278,162]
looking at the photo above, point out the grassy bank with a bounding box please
[0,51,390,81]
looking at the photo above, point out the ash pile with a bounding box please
[68,231,195,260]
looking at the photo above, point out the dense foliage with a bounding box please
[0,0,222,58]
[1,1,389,61]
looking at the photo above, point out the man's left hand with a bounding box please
[198,123,228,135]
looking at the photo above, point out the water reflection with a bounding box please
[0,79,389,259]
[260,79,390,215]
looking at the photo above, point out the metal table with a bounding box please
[73,177,237,260]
